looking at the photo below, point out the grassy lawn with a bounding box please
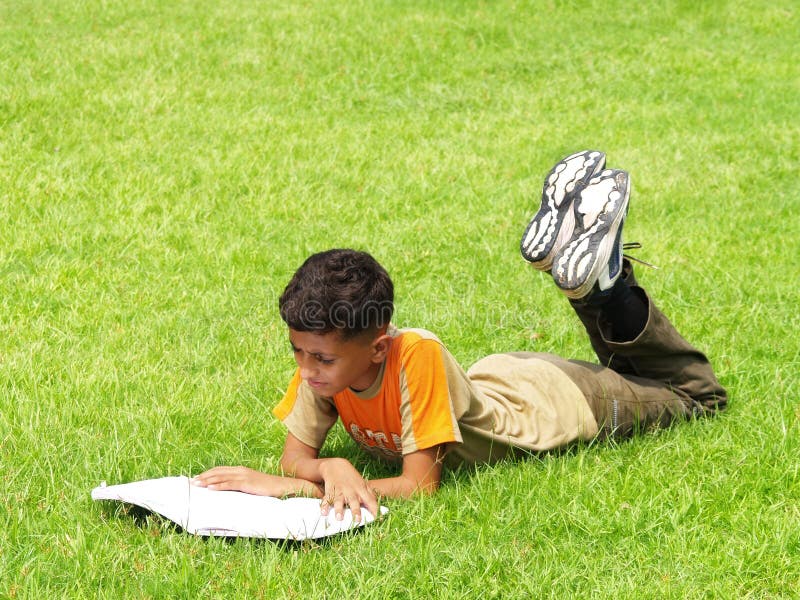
[2,0,799,597]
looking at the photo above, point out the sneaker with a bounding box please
[551,169,631,300]
[521,150,606,270]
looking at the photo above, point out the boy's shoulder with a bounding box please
[388,324,444,347]
[385,325,457,367]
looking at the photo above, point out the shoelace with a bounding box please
[622,242,659,269]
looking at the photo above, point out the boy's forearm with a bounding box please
[285,460,435,499]
[280,455,316,481]
[282,476,325,498]
[368,446,444,499]
[192,466,324,498]
[368,475,439,499]
[280,453,340,484]
[279,434,343,484]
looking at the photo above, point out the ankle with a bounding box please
[599,280,649,342]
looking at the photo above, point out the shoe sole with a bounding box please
[552,169,631,299]
[520,150,606,270]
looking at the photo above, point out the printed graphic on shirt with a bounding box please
[347,423,403,460]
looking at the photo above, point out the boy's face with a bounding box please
[289,328,388,397]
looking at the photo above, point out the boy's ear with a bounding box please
[370,333,392,363]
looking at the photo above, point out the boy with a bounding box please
[193,150,727,523]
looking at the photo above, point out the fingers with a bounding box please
[191,466,247,490]
[317,460,379,523]
[348,496,363,524]
[333,494,361,524]
[320,487,377,523]
[321,492,359,522]
[319,494,332,516]
[363,493,380,521]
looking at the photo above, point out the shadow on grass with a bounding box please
[96,501,387,551]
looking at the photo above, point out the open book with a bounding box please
[91,476,388,540]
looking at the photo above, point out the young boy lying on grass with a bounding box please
[193,150,727,522]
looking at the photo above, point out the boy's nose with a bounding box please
[297,357,316,380]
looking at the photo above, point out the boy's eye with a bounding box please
[290,346,333,365]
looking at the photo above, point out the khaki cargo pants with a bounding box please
[541,264,727,438]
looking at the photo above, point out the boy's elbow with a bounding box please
[278,454,294,476]
[422,479,440,495]
[412,477,440,497]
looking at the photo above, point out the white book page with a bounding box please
[91,476,388,540]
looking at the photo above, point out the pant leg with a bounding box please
[540,355,698,438]
[555,271,727,437]
[602,286,727,412]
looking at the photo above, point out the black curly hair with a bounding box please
[279,249,394,340]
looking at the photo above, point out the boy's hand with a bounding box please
[318,458,379,523]
[191,466,322,498]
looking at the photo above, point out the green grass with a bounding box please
[2,0,799,597]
